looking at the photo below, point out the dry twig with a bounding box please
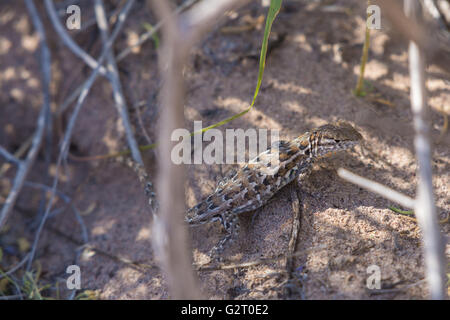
[0,0,51,230]
[94,0,143,165]
[337,168,416,209]
[44,0,109,77]
[26,0,135,271]
[46,0,143,165]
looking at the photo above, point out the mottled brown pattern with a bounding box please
[186,121,363,256]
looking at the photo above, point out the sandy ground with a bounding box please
[0,0,449,299]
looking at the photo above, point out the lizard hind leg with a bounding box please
[208,212,241,261]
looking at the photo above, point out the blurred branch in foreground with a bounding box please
[149,0,249,299]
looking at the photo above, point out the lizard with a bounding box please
[120,121,363,259]
[185,121,363,258]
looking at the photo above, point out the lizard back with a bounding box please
[186,121,362,226]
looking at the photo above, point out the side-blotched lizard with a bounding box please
[123,121,362,259]
[185,121,363,257]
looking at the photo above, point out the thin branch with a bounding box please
[94,0,143,165]
[0,135,33,178]
[0,146,20,165]
[133,97,154,146]
[378,0,450,73]
[44,0,110,77]
[0,0,51,230]
[58,81,85,115]
[423,0,450,31]
[77,2,124,33]
[116,0,198,62]
[0,253,30,280]
[46,0,143,164]
[337,168,416,209]
[26,0,135,271]
[24,181,89,244]
[404,0,446,300]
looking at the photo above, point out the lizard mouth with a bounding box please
[319,140,359,158]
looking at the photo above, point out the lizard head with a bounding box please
[309,121,363,158]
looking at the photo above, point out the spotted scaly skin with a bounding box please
[186,121,363,257]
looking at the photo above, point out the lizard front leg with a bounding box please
[208,212,240,260]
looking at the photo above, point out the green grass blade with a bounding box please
[251,0,282,107]
[79,1,283,160]
[191,0,282,136]
[142,22,160,49]
[389,206,414,215]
